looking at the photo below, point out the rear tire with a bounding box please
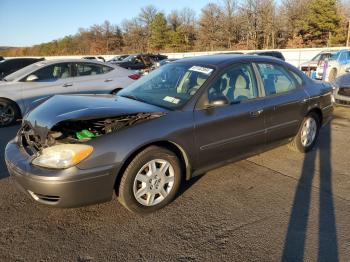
[118,146,182,214]
[289,112,320,153]
[0,98,20,127]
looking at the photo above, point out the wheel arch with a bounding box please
[114,140,192,195]
[0,97,22,118]
[307,107,323,126]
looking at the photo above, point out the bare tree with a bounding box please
[199,3,223,51]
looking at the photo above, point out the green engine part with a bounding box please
[76,129,97,140]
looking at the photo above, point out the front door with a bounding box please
[194,63,266,169]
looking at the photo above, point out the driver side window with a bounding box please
[208,63,258,104]
[29,63,73,82]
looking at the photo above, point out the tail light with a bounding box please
[128,74,141,80]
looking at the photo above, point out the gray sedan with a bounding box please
[5,55,333,214]
[0,59,138,127]
[332,71,350,106]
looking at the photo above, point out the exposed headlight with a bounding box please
[32,144,93,169]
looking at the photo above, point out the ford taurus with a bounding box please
[5,55,333,214]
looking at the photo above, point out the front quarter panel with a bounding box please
[305,81,333,124]
[76,111,195,174]
[0,82,25,113]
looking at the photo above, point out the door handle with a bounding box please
[63,83,73,87]
[104,79,113,82]
[250,109,264,117]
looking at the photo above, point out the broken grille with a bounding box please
[19,124,43,155]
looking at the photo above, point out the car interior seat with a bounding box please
[226,69,251,102]
[233,73,251,101]
[60,67,70,78]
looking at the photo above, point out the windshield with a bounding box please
[118,63,214,109]
[3,62,42,81]
[330,52,341,61]
[122,55,136,62]
[311,53,332,61]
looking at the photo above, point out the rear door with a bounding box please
[21,62,77,113]
[72,62,119,94]
[194,63,266,168]
[255,63,308,144]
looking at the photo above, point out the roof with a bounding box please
[31,59,112,68]
[173,54,284,68]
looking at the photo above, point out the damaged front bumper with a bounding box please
[5,139,117,207]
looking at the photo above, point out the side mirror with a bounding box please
[26,74,38,82]
[206,96,229,108]
[346,67,350,73]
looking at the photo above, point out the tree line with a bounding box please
[1,0,350,57]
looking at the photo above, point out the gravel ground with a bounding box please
[0,107,349,262]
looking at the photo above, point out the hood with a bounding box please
[23,94,167,142]
[333,73,350,88]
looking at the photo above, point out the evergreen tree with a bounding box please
[300,0,341,46]
[149,13,170,51]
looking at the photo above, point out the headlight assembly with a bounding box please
[32,144,93,169]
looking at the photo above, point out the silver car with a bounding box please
[0,59,138,127]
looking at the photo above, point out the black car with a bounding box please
[107,55,129,64]
[248,51,285,61]
[0,57,44,80]
[115,54,168,70]
[82,56,106,62]
[5,55,333,214]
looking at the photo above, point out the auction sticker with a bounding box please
[189,66,213,75]
[163,96,180,104]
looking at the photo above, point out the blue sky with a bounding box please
[0,0,210,47]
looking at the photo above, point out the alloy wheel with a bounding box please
[0,102,15,127]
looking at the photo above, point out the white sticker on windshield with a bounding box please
[189,66,213,75]
[163,96,180,104]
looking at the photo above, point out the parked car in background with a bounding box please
[247,51,285,61]
[5,55,333,213]
[0,59,139,127]
[158,58,179,67]
[300,50,334,79]
[331,70,350,106]
[325,49,350,81]
[0,57,44,80]
[107,55,129,64]
[115,54,168,70]
[82,56,106,62]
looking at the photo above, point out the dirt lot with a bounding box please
[0,107,349,262]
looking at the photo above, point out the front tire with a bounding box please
[0,98,20,127]
[118,146,182,214]
[289,112,320,153]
